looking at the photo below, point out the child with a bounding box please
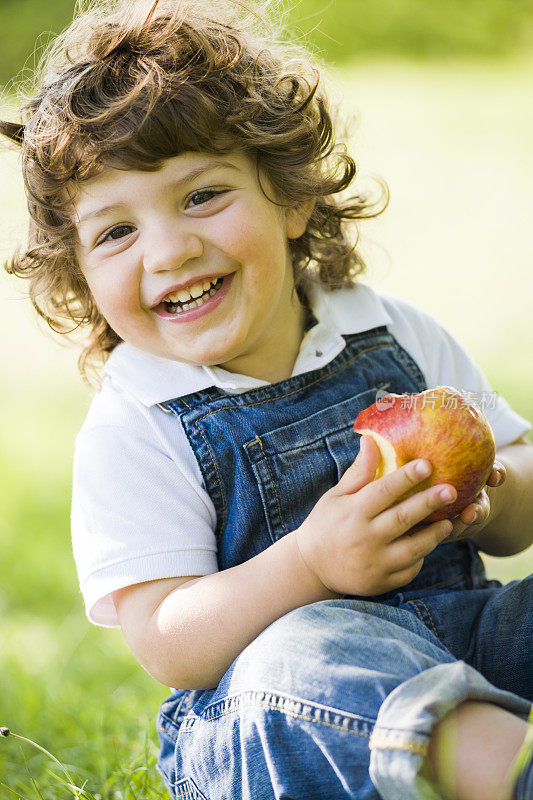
[2,1,532,798]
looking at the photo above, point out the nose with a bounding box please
[142,222,204,274]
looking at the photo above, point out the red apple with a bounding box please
[353,386,496,522]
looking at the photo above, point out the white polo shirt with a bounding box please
[71,281,531,626]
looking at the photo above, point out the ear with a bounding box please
[285,197,316,240]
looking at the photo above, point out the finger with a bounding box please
[459,491,490,525]
[335,435,382,495]
[445,494,490,540]
[486,461,506,487]
[385,559,425,592]
[440,516,470,542]
[374,481,457,539]
[359,456,446,520]
[460,504,480,525]
[387,518,453,573]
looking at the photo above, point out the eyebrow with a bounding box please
[76,159,241,225]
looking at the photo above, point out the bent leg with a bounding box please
[396,575,533,699]
[468,575,533,699]
[369,661,531,800]
[426,701,532,800]
[161,598,530,800]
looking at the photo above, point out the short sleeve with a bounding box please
[71,420,218,627]
[379,291,532,449]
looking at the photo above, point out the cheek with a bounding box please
[243,227,290,289]
[222,202,287,259]
[84,268,140,325]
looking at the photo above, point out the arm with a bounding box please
[114,529,337,690]
[468,433,533,556]
[114,437,460,690]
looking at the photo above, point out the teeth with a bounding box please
[164,278,219,304]
[162,277,223,314]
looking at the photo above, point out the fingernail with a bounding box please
[440,487,455,502]
[415,461,431,477]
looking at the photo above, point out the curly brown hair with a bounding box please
[0,0,388,382]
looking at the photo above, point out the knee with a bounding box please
[240,599,380,665]
[230,601,334,678]
[223,601,358,693]
[226,599,445,695]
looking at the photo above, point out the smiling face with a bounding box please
[73,151,312,381]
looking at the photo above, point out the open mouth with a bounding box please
[158,276,224,315]
[153,273,235,321]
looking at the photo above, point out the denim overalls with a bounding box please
[156,322,532,800]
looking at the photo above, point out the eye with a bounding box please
[98,224,135,244]
[186,189,226,208]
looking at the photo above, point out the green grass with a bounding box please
[1,0,533,89]
[0,386,170,798]
[1,53,533,796]
[289,0,533,64]
[0,0,77,90]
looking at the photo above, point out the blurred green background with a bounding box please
[1,1,532,797]
[1,0,533,84]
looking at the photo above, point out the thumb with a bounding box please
[335,435,382,495]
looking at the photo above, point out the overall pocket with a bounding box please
[243,387,380,542]
[173,776,208,799]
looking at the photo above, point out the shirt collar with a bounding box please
[103,280,393,406]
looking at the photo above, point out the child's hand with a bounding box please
[439,460,507,542]
[295,436,457,597]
